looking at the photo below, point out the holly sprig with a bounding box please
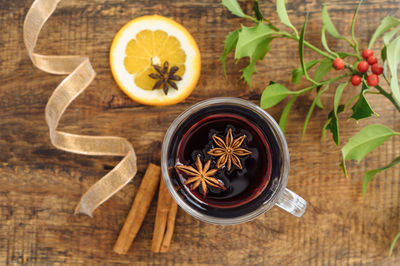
[221,0,400,254]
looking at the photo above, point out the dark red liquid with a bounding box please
[176,113,272,208]
[167,104,283,218]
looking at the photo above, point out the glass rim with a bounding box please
[161,97,290,225]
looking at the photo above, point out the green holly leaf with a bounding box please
[350,0,363,53]
[315,87,324,109]
[220,29,240,75]
[323,81,356,142]
[379,25,399,77]
[235,23,274,60]
[291,59,319,84]
[363,156,400,196]
[242,64,257,87]
[334,83,347,116]
[279,96,298,135]
[321,118,331,140]
[241,36,273,87]
[389,232,400,256]
[322,1,341,39]
[341,124,400,177]
[301,85,329,140]
[350,81,375,120]
[235,23,274,87]
[381,46,387,62]
[222,0,249,18]
[383,25,400,45]
[368,16,400,49]
[260,83,296,109]
[313,58,332,83]
[325,104,345,145]
[325,83,348,145]
[299,15,308,76]
[321,26,339,57]
[276,0,298,36]
[299,14,318,85]
[386,35,400,104]
[315,97,324,109]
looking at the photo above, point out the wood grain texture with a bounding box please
[1,0,400,264]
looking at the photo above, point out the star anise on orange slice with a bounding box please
[148,61,182,95]
[176,156,226,197]
[207,128,252,171]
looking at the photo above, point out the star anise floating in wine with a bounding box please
[176,155,226,197]
[208,128,252,170]
[148,61,182,95]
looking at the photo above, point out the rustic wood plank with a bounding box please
[1,0,400,264]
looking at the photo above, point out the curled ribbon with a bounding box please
[24,0,137,216]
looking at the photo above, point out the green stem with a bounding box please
[341,37,357,51]
[268,23,280,32]
[296,85,315,95]
[347,53,360,58]
[375,85,400,112]
[247,16,259,24]
[280,32,334,59]
[248,15,279,32]
[294,73,350,96]
[279,32,354,70]
[320,73,351,85]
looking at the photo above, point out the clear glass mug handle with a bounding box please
[275,188,307,217]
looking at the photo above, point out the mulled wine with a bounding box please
[166,104,284,218]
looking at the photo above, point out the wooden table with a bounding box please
[1,0,399,264]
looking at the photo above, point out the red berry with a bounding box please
[357,61,369,73]
[367,74,379,86]
[371,63,383,75]
[351,75,362,86]
[333,58,345,70]
[367,56,378,65]
[362,49,373,59]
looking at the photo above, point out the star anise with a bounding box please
[148,61,182,95]
[176,155,226,197]
[208,128,252,171]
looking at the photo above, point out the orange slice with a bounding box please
[110,15,201,106]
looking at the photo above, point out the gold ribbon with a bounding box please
[24,0,137,217]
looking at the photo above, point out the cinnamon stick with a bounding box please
[152,178,178,253]
[159,201,178,253]
[113,163,161,254]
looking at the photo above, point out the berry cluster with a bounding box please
[353,49,383,86]
[332,49,384,87]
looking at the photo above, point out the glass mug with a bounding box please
[161,97,306,225]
